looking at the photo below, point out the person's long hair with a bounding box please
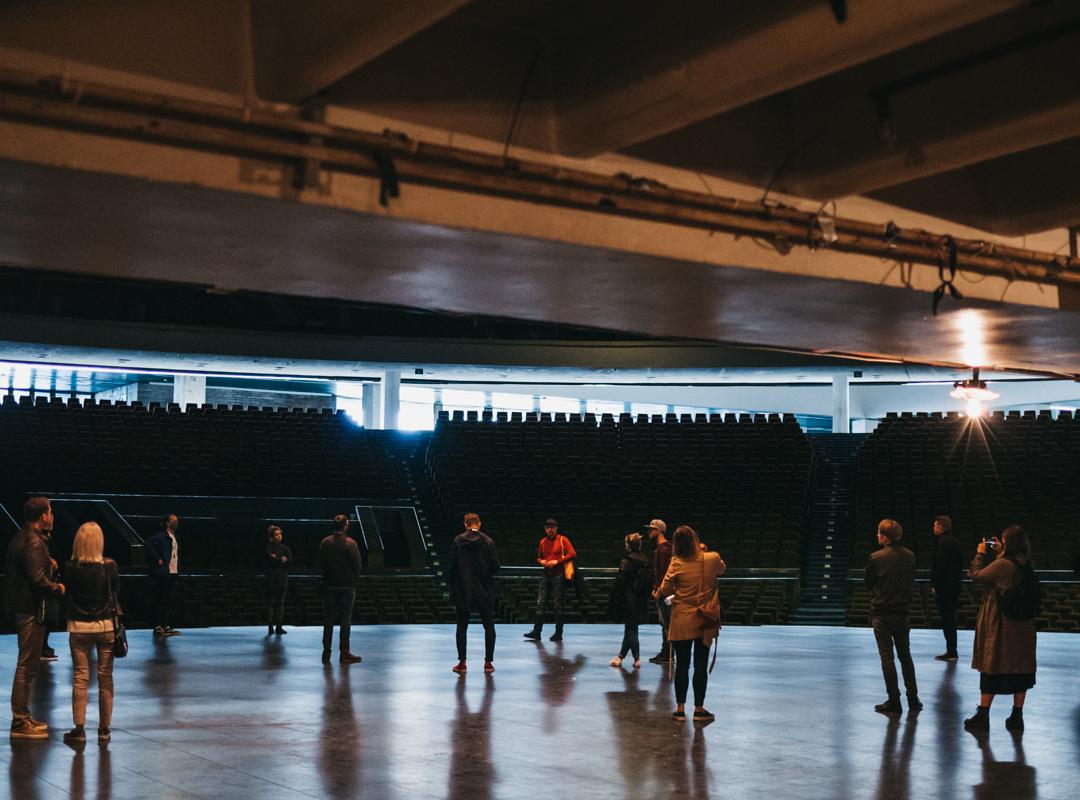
[624,532,643,553]
[72,522,105,563]
[672,525,700,559]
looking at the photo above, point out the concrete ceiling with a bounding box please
[1,1,1077,237]
[2,159,1080,377]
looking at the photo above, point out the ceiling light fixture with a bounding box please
[949,367,999,418]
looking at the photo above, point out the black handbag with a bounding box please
[105,565,128,659]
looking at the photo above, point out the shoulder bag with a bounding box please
[105,564,128,658]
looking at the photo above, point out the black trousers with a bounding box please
[935,591,959,656]
[266,587,286,625]
[672,638,710,707]
[153,574,176,629]
[619,624,640,660]
[455,599,496,662]
[872,613,918,700]
[322,588,355,653]
[533,573,565,631]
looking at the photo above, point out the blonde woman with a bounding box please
[62,522,120,743]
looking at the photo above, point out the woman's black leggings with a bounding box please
[619,624,640,660]
[266,588,286,625]
[672,638,710,707]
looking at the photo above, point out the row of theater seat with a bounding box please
[428,414,812,568]
[847,583,1080,633]
[853,414,1080,570]
[0,396,407,498]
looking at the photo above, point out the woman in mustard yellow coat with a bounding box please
[655,525,726,721]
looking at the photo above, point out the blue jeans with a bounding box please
[322,588,355,653]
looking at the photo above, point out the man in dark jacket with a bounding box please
[316,514,362,664]
[447,512,499,674]
[930,515,962,662]
[145,513,181,637]
[646,519,673,664]
[5,496,65,739]
[865,518,921,716]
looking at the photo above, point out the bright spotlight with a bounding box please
[950,367,999,418]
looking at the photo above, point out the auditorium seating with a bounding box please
[427,411,812,569]
[852,411,1080,570]
[0,395,409,498]
[846,581,1080,634]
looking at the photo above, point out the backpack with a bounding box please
[632,559,653,594]
[998,558,1041,621]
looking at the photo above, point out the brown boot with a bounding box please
[340,652,362,664]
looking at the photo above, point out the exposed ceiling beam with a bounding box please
[251,0,470,103]
[785,24,1080,199]
[554,0,1022,157]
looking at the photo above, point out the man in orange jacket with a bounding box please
[523,518,576,642]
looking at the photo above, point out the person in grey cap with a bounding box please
[646,519,674,663]
[523,518,576,642]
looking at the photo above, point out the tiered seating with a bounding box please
[428,411,812,568]
[846,582,1080,633]
[853,411,1080,569]
[496,576,795,625]
[100,574,457,630]
[0,396,408,498]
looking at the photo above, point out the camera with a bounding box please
[982,537,997,549]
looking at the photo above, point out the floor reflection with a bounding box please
[971,730,1037,800]
[448,676,495,800]
[874,714,917,800]
[8,740,51,800]
[934,662,962,797]
[260,636,289,679]
[533,641,586,733]
[319,665,361,800]
[142,636,178,715]
[67,740,112,800]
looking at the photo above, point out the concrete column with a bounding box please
[831,372,851,434]
[579,398,588,415]
[362,382,380,429]
[173,375,206,409]
[380,369,401,430]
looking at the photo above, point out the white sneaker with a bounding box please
[608,656,622,667]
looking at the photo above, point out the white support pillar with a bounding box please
[831,372,851,434]
[380,369,401,430]
[362,382,380,429]
[173,375,206,409]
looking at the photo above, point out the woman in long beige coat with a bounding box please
[965,525,1037,732]
[655,525,725,722]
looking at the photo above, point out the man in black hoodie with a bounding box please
[5,496,65,739]
[447,512,499,674]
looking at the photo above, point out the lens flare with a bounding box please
[965,398,985,418]
[953,309,989,367]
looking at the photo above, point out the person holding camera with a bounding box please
[865,519,922,715]
[964,525,1038,732]
[930,515,962,662]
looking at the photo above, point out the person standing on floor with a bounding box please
[647,519,673,664]
[264,525,291,636]
[964,525,1038,733]
[607,532,652,669]
[930,515,962,662]
[655,525,724,721]
[448,513,500,674]
[145,513,181,637]
[62,522,120,744]
[523,518,575,643]
[5,496,65,740]
[316,514,362,664]
[865,518,922,716]
[40,530,61,663]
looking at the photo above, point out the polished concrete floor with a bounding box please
[1,624,1078,799]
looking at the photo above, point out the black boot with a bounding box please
[267,625,274,635]
[549,624,563,642]
[1005,706,1024,732]
[964,705,990,731]
[275,625,287,635]
[907,694,923,712]
[523,625,541,641]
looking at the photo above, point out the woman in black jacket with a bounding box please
[608,533,652,669]
[265,525,292,635]
[63,522,120,743]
